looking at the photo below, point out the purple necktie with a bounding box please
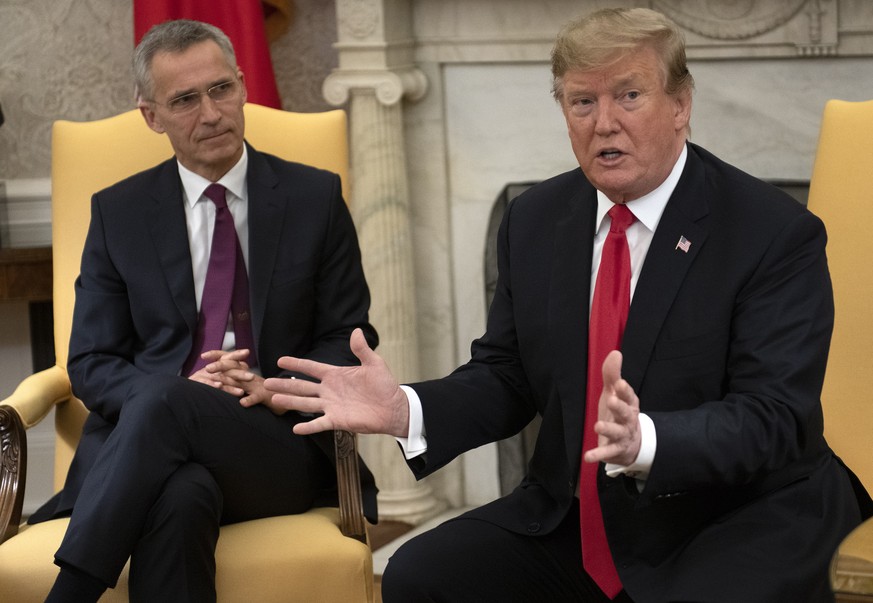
[182,183,257,376]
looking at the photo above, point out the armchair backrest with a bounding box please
[806,99,873,493]
[49,105,350,489]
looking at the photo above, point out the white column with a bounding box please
[324,0,444,525]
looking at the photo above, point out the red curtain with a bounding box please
[134,0,292,108]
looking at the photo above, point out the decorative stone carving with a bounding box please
[323,67,427,106]
[654,0,809,39]
[336,0,381,40]
[654,0,838,57]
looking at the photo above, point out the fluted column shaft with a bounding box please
[349,91,442,523]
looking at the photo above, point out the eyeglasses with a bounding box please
[149,80,241,115]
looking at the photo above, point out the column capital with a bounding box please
[323,67,428,107]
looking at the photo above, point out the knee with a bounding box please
[381,536,443,602]
[121,375,202,426]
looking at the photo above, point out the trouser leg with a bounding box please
[54,376,328,588]
[382,499,634,603]
[129,462,222,603]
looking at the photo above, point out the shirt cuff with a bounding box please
[395,385,428,460]
[604,412,656,480]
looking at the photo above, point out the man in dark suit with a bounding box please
[266,7,870,603]
[38,19,377,602]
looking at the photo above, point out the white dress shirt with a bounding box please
[398,146,689,483]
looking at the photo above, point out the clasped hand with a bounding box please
[188,349,279,413]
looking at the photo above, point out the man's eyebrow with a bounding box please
[167,87,198,99]
[169,78,233,98]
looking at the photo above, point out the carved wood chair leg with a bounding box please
[0,405,27,544]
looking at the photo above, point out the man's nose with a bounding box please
[198,94,222,122]
[593,101,620,135]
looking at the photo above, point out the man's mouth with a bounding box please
[200,130,229,142]
[599,149,623,160]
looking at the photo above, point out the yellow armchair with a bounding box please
[0,104,373,602]
[806,99,873,601]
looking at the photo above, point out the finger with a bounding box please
[218,369,255,383]
[240,390,268,408]
[594,419,631,442]
[275,356,332,381]
[292,414,334,435]
[604,393,635,424]
[200,350,227,362]
[584,442,626,464]
[584,444,613,464]
[269,392,325,414]
[204,356,251,374]
[263,376,320,397]
[219,384,245,397]
[612,378,640,411]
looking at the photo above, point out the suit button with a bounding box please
[527,522,541,534]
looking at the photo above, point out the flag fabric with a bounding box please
[133,0,292,108]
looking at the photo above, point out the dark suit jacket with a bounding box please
[31,143,378,523]
[411,143,869,602]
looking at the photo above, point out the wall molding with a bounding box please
[0,179,51,249]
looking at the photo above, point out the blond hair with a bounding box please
[551,7,694,102]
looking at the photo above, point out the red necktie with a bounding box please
[580,203,635,598]
[182,183,257,376]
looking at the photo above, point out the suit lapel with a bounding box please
[244,144,284,348]
[621,146,710,395]
[145,160,198,333]
[547,175,598,471]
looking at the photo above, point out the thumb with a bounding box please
[601,350,623,391]
[349,328,377,365]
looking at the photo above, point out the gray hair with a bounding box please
[133,19,237,102]
[550,7,694,102]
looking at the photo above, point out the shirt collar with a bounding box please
[178,145,249,207]
[594,143,688,234]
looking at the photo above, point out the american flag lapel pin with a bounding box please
[675,236,691,253]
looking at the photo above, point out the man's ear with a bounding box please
[238,70,248,105]
[673,88,692,132]
[139,102,166,134]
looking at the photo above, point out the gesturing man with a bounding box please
[265,8,870,602]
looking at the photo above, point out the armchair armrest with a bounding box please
[2,365,73,428]
[0,365,74,544]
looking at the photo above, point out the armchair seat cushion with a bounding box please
[0,507,372,602]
